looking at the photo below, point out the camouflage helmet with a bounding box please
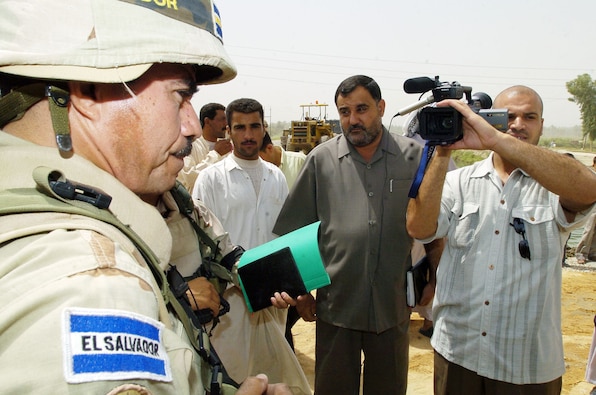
[0,0,237,84]
[0,0,237,152]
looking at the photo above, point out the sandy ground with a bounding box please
[292,262,596,394]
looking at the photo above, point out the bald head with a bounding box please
[493,85,544,146]
[494,85,543,117]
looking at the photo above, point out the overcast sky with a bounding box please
[193,0,595,128]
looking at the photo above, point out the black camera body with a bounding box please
[419,107,508,145]
[419,106,463,145]
[404,76,508,145]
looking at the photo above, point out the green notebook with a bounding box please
[237,221,330,312]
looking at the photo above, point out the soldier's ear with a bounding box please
[68,82,98,120]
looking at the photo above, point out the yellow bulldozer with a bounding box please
[280,103,335,154]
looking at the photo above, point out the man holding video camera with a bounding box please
[406,85,596,394]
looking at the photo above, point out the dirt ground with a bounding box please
[292,267,596,394]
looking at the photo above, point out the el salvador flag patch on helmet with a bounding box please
[62,308,172,383]
[213,3,224,41]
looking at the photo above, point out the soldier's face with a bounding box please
[88,63,200,198]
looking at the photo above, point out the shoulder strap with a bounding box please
[170,181,235,283]
[0,167,237,394]
[170,181,219,257]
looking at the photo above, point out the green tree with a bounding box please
[566,74,596,149]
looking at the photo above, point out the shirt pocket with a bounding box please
[511,206,556,261]
[510,206,554,225]
[449,202,480,249]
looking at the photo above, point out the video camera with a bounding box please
[397,76,508,145]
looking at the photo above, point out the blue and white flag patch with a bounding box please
[63,308,172,383]
[212,2,224,40]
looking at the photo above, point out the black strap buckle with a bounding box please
[49,178,112,209]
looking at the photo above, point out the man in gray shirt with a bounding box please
[273,75,422,394]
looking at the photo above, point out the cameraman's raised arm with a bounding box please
[406,147,451,240]
[442,97,596,219]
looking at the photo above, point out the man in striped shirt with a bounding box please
[406,86,596,394]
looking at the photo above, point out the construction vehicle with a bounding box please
[280,103,335,154]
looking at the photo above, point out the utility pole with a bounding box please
[266,106,273,135]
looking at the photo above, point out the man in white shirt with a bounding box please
[177,102,232,191]
[194,99,288,248]
[193,98,311,395]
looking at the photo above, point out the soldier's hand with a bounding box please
[237,374,293,395]
[186,276,220,316]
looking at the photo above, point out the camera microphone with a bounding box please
[395,76,440,116]
[393,94,435,117]
[403,77,437,94]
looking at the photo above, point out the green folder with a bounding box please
[237,221,330,312]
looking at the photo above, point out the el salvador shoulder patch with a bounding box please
[62,307,172,383]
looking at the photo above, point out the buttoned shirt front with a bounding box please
[274,131,422,332]
[194,155,288,250]
[426,153,595,384]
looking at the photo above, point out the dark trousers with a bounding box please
[314,318,409,395]
[434,351,562,395]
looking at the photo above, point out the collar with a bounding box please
[336,127,394,161]
[223,154,277,176]
[0,133,173,268]
[471,152,530,179]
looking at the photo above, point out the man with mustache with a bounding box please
[0,1,293,394]
[273,75,423,394]
[194,98,311,394]
[194,98,289,250]
[179,102,233,191]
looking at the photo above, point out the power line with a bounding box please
[227,52,590,90]
[227,45,595,74]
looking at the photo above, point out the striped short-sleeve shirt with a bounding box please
[429,154,594,384]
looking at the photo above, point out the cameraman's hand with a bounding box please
[186,276,220,316]
[436,99,504,151]
[237,374,293,395]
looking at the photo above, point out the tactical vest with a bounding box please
[0,166,238,395]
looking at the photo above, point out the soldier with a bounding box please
[0,1,290,394]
